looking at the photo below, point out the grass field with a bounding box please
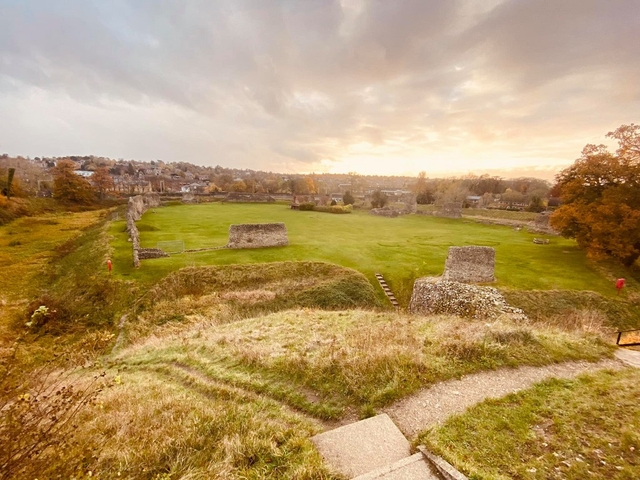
[418,368,640,480]
[2,205,635,479]
[108,203,626,304]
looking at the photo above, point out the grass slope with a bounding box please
[108,204,626,305]
[418,368,640,480]
[0,210,111,349]
[115,310,613,420]
[126,262,381,343]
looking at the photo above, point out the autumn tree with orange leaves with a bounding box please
[550,124,640,267]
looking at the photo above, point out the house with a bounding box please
[466,195,482,206]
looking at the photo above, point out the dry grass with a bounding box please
[115,310,613,419]
[66,370,337,479]
[123,262,380,344]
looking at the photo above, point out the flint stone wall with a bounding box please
[224,192,276,203]
[442,246,495,283]
[227,223,288,249]
[138,248,170,260]
[370,208,400,217]
[125,193,163,267]
[436,202,462,218]
[409,278,527,321]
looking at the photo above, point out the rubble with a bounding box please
[409,278,528,321]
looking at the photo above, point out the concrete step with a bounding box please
[311,414,411,479]
[353,452,441,480]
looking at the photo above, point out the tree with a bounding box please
[370,190,388,208]
[343,190,355,205]
[526,195,545,212]
[230,180,247,192]
[550,125,640,267]
[53,160,95,204]
[91,167,114,200]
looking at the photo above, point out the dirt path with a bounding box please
[383,358,624,438]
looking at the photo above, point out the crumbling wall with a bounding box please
[409,278,527,320]
[369,208,400,218]
[125,193,164,267]
[535,213,550,228]
[224,192,276,203]
[138,248,170,259]
[401,193,417,214]
[442,246,495,283]
[227,223,288,249]
[435,202,462,218]
[182,192,197,203]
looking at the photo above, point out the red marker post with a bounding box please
[615,278,625,296]
[107,259,113,275]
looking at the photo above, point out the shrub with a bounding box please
[371,190,388,208]
[299,202,315,211]
[313,204,352,214]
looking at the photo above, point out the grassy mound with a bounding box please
[126,262,381,342]
[418,368,640,480]
[117,310,613,419]
[503,289,640,331]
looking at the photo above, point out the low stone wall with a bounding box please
[409,278,527,321]
[370,208,400,218]
[435,202,462,218]
[224,192,276,203]
[138,248,170,260]
[442,246,495,283]
[227,223,288,249]
[125,193,163,267]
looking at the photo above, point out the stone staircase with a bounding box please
[375,273,399,309]
[311,414,467,479]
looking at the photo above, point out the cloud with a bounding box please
[0,0,638,176]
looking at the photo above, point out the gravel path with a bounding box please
[383,358,625,439]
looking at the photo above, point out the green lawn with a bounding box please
[418,368,640,480]
[108,203,619,304]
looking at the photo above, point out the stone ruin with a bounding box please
[535,212,551,228]
[138,248,170,260]
[400,193,417,214]
[442,246,495,283]
[224,192,276,203]
[182,192,197,203]
[227,223,288,249]
[435,202,462,218]
[409,277,527,321]
[125,193,163,267]
[369,208,400,218]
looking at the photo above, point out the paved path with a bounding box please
[383,358,624,438]
[615,348,640,368]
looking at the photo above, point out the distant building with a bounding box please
[74,170,94,178]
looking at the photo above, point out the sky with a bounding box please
[0,0,639,180]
